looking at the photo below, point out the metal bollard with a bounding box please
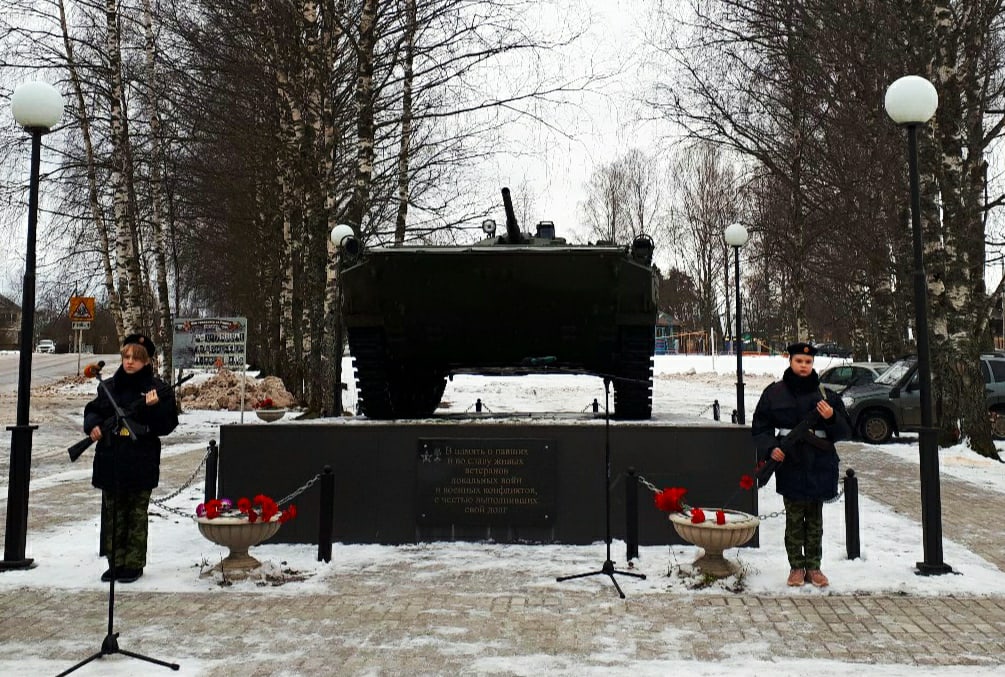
[592,398,599,414]
[713,399,721,421]
[844,468,860,560]
[317,465,335,563]
[204,439,219,502]
[475,398,483,413]
[731,409,737,424]
[625,468,639,562]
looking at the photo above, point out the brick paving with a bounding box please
[3,411,1005,673]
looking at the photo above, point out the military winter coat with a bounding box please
[83,364,178,491]
[751,368,852,501]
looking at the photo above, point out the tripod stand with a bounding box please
[58,365,179,675]
[557,377,646,599]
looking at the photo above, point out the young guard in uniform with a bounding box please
[84,334,178,583]
[751,342,851,587]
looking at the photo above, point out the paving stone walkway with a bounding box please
[3,419,1005,673]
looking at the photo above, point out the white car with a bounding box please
[36,339,56,353]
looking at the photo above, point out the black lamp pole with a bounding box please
[2,127,45,570]
[905,123,951,575]
[733,244,745,425]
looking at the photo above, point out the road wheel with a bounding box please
[859,410,893,444]
[991,409,1005,440]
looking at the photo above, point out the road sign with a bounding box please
[69,296,95,322]
[71,321,91,330]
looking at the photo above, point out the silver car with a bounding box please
[819,361,888,393]
[36,339,56,354]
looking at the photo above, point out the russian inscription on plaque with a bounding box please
[416,438,556,526]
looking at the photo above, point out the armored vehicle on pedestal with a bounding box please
[334,188,658,419]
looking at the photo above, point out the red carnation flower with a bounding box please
[690,507,706,524]
[279,504,297,523]
[715,509,726,525]
[237,497,251,513]
[739,474,754,490]
[654,487,688,513]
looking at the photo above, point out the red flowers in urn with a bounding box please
[196,494,296,523]
[254,397,277,410]
[654,474,760,577]
[652,474,755,524]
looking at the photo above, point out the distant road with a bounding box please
[0,353,120,393]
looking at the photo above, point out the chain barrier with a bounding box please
[150,447,212,518]
[149,446,322,518]
[275,472,322,507]
[632,471,845,522]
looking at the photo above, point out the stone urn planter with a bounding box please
[668,509,759,577]
[255,408,286,423]
[196,517,282,574]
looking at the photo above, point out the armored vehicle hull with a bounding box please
[340,244,657,419]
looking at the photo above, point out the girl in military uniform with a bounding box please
[84,334,178,583]
[751,342,852,587]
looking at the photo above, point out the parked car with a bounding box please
[841,354,1005,444]
[819,362,889,393]
[36,339,55,354]
[814,342,853,358]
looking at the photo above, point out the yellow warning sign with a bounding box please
[69,296,95,322]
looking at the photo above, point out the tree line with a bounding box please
[572,0,1004,458]
[2,0,1003,457]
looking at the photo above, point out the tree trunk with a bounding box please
[57,0,123,339]
[140,0,174,375]
[105,0,143,334]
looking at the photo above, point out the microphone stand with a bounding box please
[556,377,646,598]
[58,364,179,675]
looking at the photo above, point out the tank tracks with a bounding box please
[348,327,446,419]
[612,326,655,420]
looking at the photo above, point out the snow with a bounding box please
[2,353,1005,675]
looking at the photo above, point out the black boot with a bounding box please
[100,569,113,583]
[115,567,144,583]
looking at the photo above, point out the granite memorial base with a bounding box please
[218,418,758,547]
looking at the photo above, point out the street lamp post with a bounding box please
[724,222,749,425]
[884,75,952,575]
[2,82,63,571]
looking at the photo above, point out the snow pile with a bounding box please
[178,369,295,411]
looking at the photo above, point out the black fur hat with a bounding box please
[122,333,156,357]
[785,341,817,357]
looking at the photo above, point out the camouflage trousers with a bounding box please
[782,498,824,570]
[102,489,152,570]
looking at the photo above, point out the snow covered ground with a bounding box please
[2,353,1004,675]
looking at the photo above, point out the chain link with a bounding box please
[149,444,323,518]
[636,473,660,495]
[275,472,322,507]
[633,471,853,522]
[150,447,213,518]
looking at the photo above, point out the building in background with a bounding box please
[0,295,20,350]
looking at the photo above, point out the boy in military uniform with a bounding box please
[84,334,178,583]
[751,342,851,587]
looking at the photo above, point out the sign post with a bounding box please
[68,297,95,375]
[172,318,248,421]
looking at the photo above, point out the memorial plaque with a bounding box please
[416,438,556,526]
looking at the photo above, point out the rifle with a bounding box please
[68,373,193,462]
[755,408,826,488]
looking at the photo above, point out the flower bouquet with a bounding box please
[195,495,297,574]
[652,475,759,577]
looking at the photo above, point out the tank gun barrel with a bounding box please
[501,187,523,244]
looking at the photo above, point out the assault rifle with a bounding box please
[68,372,192,462]
[755,408,826,488]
